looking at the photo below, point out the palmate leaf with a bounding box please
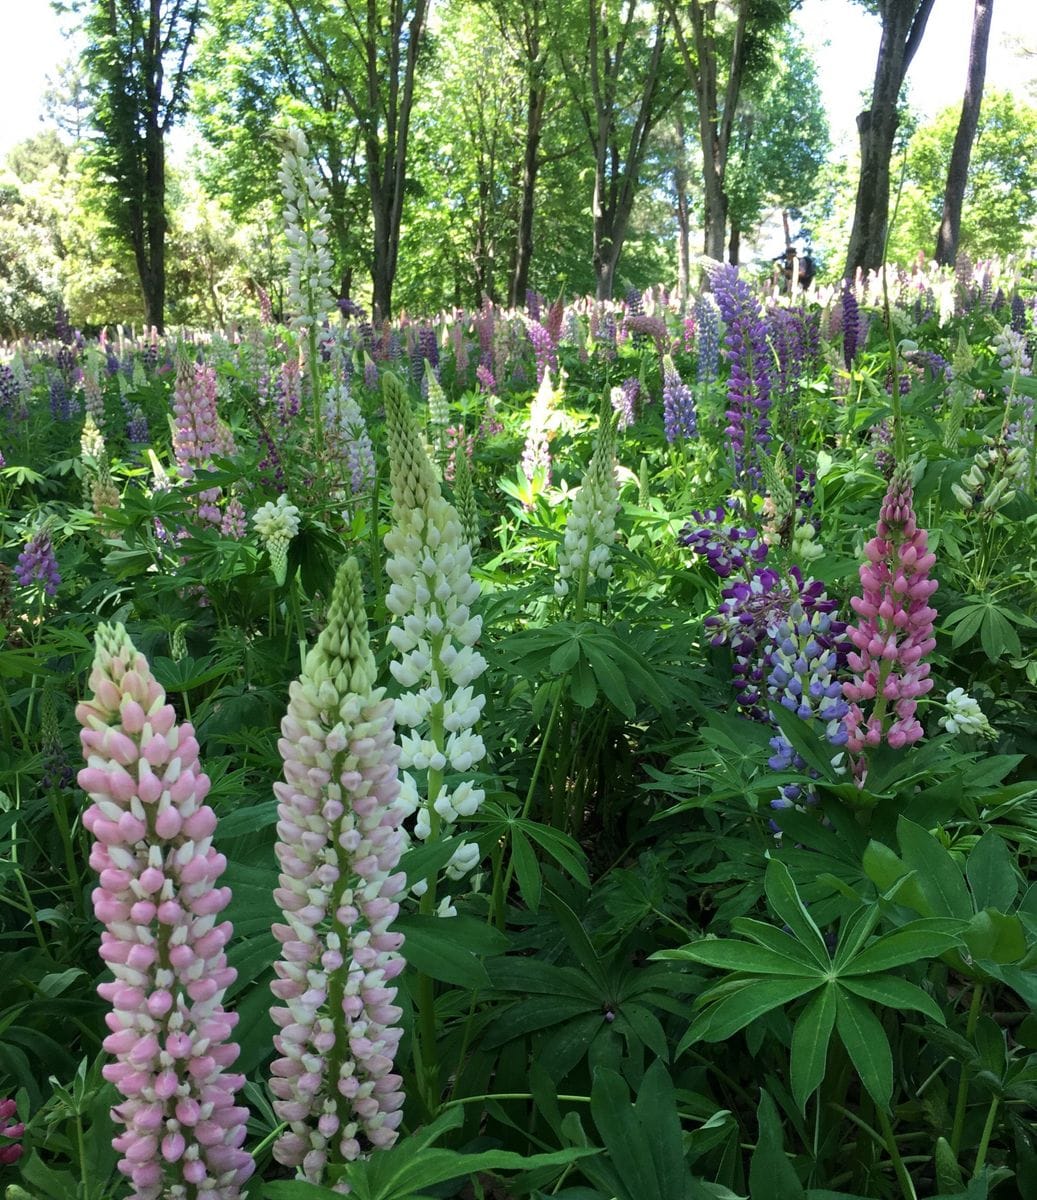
[682,977,819,1050]
[662,939,822,978]
[749,1089,805,1200]
[839,974,945,1024]
[790,983,838,1112]
[843,919,966,974]
[763,859,831,967]
[835,989,893,1109]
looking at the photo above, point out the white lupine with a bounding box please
[382,374,487,894]
[939,688,995,738]
[278,127,334,332]
[253,495,302,585]
[555,405,620,599]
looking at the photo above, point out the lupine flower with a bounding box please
[269,557,406,1184]
[766,600,849,813]
[220,498,247,540]
[939,688,994,738]
[77,623,254,1199]
[842,465,938,759]
[253,495,302,586]
[952,435,1026,513]
[278,127,334,332]
[555,402,619,600]
[382,373,487,898]
[172,355,235,526]
[527,320,558,385]
[452,451,479,551]
[610,378,640,430]
[708,262,772,487]
[693,293,720,386]
[681,507,768,578]
[0,1098,23,1165]
[521,368,556,488]
[475,364,496,395]
[662,355,697,442]
[16,529,61,597]
[325,384,376,497]
[0,362,20,409]
[842,280,862,369]
[425,360,449,428]
[443,425,474,483]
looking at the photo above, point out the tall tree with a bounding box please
[724,28,829,263]
[81,0,204,330]
[283,0,429,320]
[934,0,993,264]
[192,0,368,302]
[844,0,937,278]
[553,0,682,299]
[665,0,791,261]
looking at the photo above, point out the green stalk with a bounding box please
[415,634,447,1115]
[876,1104,917,1200]
[972,1094,1000,1179]
[950,983,984,1156]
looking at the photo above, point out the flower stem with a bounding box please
[950,983,983,1156]
[876,1104,917,1200]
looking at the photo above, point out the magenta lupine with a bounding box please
[0,1098,23,1165]
[269,557,406,1186]
[842,466,938,761]
[527,320,558,384]
[77,623,254,1200]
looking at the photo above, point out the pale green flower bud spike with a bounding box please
[452,451,480,552]
[383,372,441,516]
[306,556,377,698]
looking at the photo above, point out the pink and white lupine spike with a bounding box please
[172,356,237,525]
[269,558,407,1188]
[842,465,938,761]
[76,623,254,1200]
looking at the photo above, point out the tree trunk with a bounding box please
[674,113,692,307]
[509,76,545,307]
[844,0,936,277]
[935,0,993,265]
[144,113,166,331]
[728,221,741,265]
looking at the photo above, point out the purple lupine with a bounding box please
[269,558,406,1181]
[276,360,302,427]
[172,358,235,525]
[662,355,697,441]
[843,465,938,761]
[77,624,254,1199]
[0,1098,23,1165]
[127,406,149,444]
[681,506,769,578]
[842,280,861,370]
[682,314,695,354]
[597,310,617,361]
[706,566,838,719]
[16,530,61,597]
[1010,293,1028,334]
[0,363,20,410]
[526,289,542,322]
[527,320,558,384]
[55,302,73,344]
[50,375,75,421]
[625,287,644,317]
[708,263,772,486]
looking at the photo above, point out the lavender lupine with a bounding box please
[841,280,862,370]
[269,557,406,1185]
[842,465,938,762]
[766,601,849,814]
[610,377,640,430]
[77,623,254,1199]
[708,263,772,488]
[555,402,619,603]
[325,384,376,497]
[693,293,720,386]
[662,355,697,442]
[381,373,487,899]
[16,529,61,597]
[172,355,235,525]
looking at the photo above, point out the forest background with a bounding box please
[2,0,1037,337]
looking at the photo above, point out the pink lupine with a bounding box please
[269,557,407,1188]
[77,624,254,1200]
[0,1098,24,1165]
[842,465,938,762]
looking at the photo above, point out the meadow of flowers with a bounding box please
[1,135,1037,1200]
